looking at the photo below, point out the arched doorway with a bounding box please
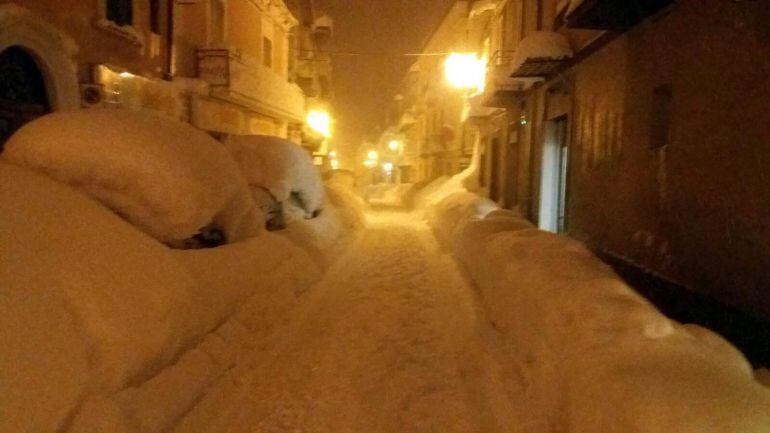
[0,46,50,148]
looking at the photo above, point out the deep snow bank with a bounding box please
[0,161,321,433]
[2,109,262,246]
[428,191,770,433]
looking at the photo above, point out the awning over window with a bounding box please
[510,32,573,78]
[566,0,675,31]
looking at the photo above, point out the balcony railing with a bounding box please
[482,50,528,107]
[197,48,305,123]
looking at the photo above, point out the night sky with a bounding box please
[316,0,453,152]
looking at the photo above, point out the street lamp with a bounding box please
[330,159,340,170]
[388,139,401,152]
[367,150,379,161]
[444,52,487,93]
[306,109,332,138]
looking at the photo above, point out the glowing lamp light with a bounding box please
[444,52,487,92]
[307,110,332,138]
[329,150,337,158]
[364,159,377,168]
[367,150,379,161]
[330,159,340,170]
[388,140,401,151]
[382,162,394,173]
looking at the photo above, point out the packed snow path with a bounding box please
[177,210,523,433]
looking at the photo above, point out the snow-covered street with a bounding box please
[3,0,770,430]
[2,106,769,432]
[175,210,521,433]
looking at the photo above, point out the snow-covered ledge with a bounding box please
[0,4,79,110]
[94,18,145,46]
[510,31,573,78]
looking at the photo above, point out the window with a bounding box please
[150,0,161,34]
[106,0,133,26]
[262,37,273,69]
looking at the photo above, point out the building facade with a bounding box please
[173,0,304,138]
[0,0,173,143]
[392,0,770,320]
[0,0,331,148]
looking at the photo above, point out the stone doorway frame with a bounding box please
[0,4,79,111]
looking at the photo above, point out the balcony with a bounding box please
[481,51,531,108]
[197,48,306,123]
[566,0,676,31]
[509,32,573,78]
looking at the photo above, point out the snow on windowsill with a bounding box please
[94,19,145,46]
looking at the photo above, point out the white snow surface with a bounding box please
[2,109,262,245]
[171,211,525,433]
[429,191,770,433]
[224,134,325,215]
[413,139,483,210]
[0,161,335,433]
[366,183,415,207]
[4,147,770,433]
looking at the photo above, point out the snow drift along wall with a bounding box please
[428,191,770,433]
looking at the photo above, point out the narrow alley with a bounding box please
[2,1,770,432]
[174,210,522,433]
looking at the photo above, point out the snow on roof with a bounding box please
[2,109,262,245]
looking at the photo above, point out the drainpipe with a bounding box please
[164,0,174,80]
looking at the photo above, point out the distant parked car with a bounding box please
[223,134,326,230]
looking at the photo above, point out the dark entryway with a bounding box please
[0,46,51,150]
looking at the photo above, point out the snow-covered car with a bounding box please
[2,109,263,247]
[223,134,326,230]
